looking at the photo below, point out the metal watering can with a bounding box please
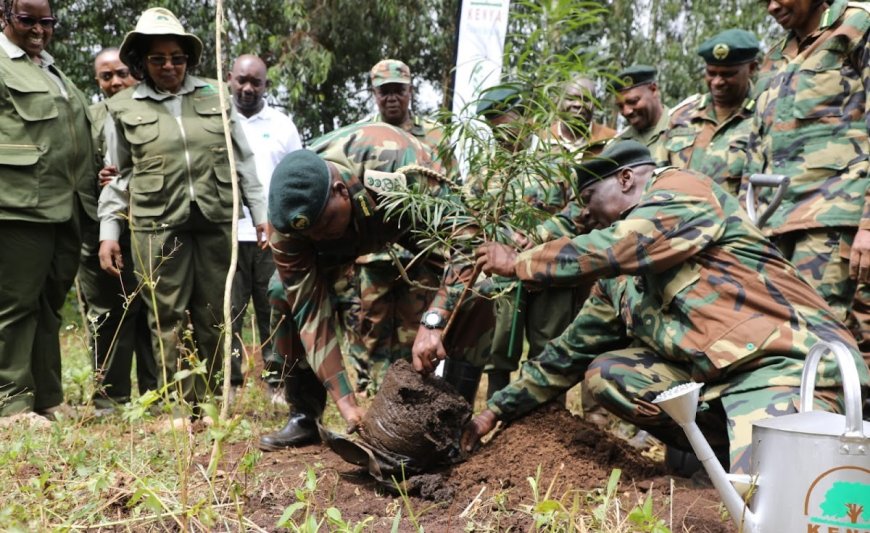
[653,341,869,533]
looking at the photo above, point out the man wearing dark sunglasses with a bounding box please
[0,0,99,420]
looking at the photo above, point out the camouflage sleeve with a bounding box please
[533,200,587,242]
[514,171,726,285]
[860,29,870,230]
[269,231,349,395]
[487,279,628,420]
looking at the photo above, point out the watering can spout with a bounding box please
[653,383,759,533]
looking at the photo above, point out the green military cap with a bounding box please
[268,149,332,234]
[575,140,654,190]
[370,59,411,88]
[697,29,760,66]
[612,65,657,92]
[475,83,525,117]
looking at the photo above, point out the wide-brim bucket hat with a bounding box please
[119,7,203,68]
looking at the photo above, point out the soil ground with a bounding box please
[223,399,735,532]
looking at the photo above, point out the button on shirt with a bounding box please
[237,103,303,242]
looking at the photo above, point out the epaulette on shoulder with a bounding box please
[670,93,702,114]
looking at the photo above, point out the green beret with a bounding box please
[475,83,525,117]
[268,149,331,234]
[697,29,760,66]
[575,140,654,191]
[612,65,657,92]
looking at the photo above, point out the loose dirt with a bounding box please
[235,399,736,532]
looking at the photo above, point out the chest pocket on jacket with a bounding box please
[792,38,858,119]
[120,112,159,145]
[663,128,696,163]
[194,98,226,134]
[0,144,41,207]
[129,155,166,218]
[5,76,58,122]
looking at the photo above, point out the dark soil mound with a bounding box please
[359,359,471,470]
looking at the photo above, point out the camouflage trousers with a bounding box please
[342,256,438,392]
[585,347,842,474]
[268,266,495,396]
[773,228,870,370]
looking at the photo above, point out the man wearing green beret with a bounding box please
[462,140,869,474]
[661,29,760,197]
[613,65,670,159]
[259,122,493,450]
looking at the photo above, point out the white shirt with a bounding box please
[236,102,303,242]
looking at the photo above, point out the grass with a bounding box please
[0,296,710,532]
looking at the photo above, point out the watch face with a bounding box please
[424,311,442,327]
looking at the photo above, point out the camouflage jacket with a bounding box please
[616,108,671,163]
[359,112,453,173]
[270,123,462,382]
[662,93,755,197]
[489,167,869,420]
[540,121,616,159]
[744,0,870,235]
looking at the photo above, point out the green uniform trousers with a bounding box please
[585,347,841,474]
[773,228,870,370]
[132,203,232,404]
[78,220,157,406]
[0,209,83,415]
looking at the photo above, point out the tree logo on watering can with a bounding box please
[803,466,870,532]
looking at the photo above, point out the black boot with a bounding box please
[442,359,483,405]
[486,370,511,400]
[259,366,327,451]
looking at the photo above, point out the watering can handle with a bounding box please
[799,340,865,438]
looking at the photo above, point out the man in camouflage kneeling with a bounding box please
[462,140,870,474]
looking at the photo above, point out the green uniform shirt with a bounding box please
[0,35,97,223]
[616,108,671,163]
[662,93,755,197]
[490,167,869,420]
[745,0,870,235]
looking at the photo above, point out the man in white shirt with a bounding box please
[228,54,302,399]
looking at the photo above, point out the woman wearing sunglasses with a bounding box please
[97,8,266,426]
[0,0,99,420]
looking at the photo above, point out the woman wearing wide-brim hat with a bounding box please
[97,7,267,423]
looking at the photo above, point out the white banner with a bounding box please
[450,0,511,180]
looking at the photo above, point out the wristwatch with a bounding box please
[420,310,447,330]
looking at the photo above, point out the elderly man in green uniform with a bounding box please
[344,59,454,394]
[464,140,869,474]
[79,47,158,413]
[662,29,759,197]
[747,0,870,387]
[259,122,492,450]
[0,0,99,419]
[613,65,670,159]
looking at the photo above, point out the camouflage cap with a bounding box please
[697,29,760,66]
[575,140,654,190]
[119,7,204,68]
[612,65,657,92]
[475,83,525,117]
[370,59,411,88]
[268,150,331,234]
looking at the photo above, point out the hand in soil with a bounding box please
[461,409,498,452]
[475,242,519,277]
[412,325,446,373]
[335,394,366,433]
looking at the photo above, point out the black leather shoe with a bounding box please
[258,411,321,451]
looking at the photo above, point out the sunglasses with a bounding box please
[96,69,131,82]
[10,13,58,29]
[146,54,188,67]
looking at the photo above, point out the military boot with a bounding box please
[442,359,483,405]
[259,366,327,451]
[485,369,511,400]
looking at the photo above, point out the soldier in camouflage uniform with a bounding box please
[662,29,760,197]
[344,59,454,394]
[259,122,493,450]
[746,0,870,378]
[463,140,869,474]
[613,65,670,160]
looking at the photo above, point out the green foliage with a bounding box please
[627,490,671,533]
